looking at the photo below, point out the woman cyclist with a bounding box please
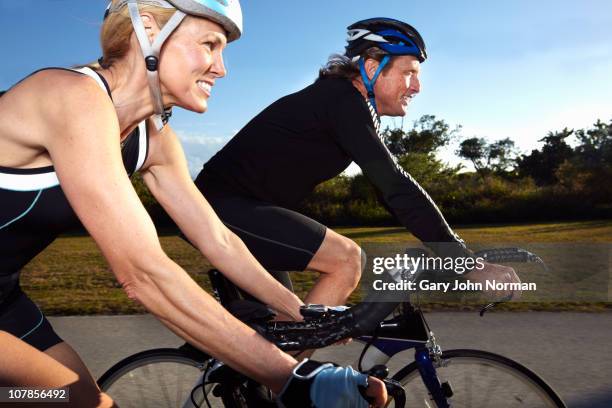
[0,1,385,406]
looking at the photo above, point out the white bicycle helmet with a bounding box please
[105,0,243,129]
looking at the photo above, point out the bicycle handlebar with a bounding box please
[474,247,548,270]
[263,247,546,351]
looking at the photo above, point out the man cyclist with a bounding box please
[0,2,386,407]
[195,18,521,310]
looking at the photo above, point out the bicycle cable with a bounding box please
[191,359,214,408]
[357,324,380,372]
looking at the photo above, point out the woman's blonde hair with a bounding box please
[85,0,176,69]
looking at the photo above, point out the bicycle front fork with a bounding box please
[413,329,453,408]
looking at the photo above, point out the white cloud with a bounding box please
[176,132,228,146]
[343,162,362,177]
[174,130,234,178]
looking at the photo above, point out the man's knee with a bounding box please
[338,240,363,288]
[312,232,364,287]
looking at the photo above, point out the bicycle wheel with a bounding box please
[98,348,222,408]
[391,349,566,408]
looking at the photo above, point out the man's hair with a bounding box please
[318,47,391,80]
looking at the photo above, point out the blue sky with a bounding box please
[1,0,611,175]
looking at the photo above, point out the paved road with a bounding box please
[49,312,611,407]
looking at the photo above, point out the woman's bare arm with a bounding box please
[140,123,304,320]
[38,71,295,392]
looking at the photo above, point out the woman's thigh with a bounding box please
[0,331,78,387]
[0,287,114,407]
[0,333,114,407]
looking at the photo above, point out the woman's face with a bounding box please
[158,16,228,113]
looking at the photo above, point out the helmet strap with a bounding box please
[358,54,390,115]
[127,0,186,130]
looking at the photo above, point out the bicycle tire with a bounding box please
[391,349,566,408]
[98,348,218,408]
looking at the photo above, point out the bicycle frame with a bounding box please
[204,268,449,408]
[102,248,559,408]
[180,303,452,408]
[356,303,452,408]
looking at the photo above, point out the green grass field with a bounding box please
[19,220,612,314]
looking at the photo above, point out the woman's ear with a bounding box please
[140,12,161,43]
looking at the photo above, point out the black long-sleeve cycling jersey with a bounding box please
[196,77,471,259]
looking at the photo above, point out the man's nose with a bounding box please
[410,76,421,94]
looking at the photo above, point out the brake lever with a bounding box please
[475,247,548,316]
[479,294,513,316]
[384,378,406,408]
[479,301,501,316]
[358,378,406,408]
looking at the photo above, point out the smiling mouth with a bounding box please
[197,81,212,95]
[401,94,415,104]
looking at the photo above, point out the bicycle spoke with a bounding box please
[395,351,563,407]
[102,357,205,407]
[479,363,505,407]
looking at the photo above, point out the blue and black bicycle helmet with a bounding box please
[345,18,426,113]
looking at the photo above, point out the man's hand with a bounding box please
[365,376,388,408]
[464,262,521,300]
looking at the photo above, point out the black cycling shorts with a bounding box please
[205,193,327,273]
[0,285,63,351]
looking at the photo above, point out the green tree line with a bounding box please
[134,115,612,227]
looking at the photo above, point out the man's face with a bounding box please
[373,55,421,117]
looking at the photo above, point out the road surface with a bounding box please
[49,312,611,407]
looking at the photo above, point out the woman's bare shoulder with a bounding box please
[0,69,117,167]
[48,68,110,99]
[1,68,118,157]
[7,69,113,117]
